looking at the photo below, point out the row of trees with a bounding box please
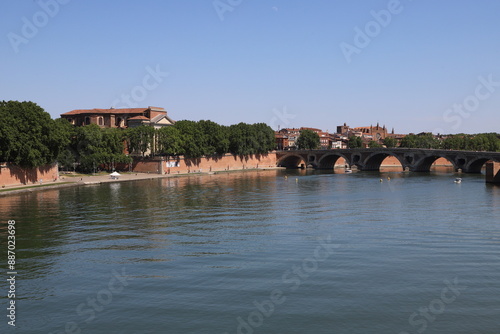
[154,120,275,158]
[440,133,500,151]
[347,133,500,151]
[61,121,275,171]
[139,120,276,158]
[0,101,276,171]
[399,133,500,151]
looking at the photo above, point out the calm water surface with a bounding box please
[1,169,499,333]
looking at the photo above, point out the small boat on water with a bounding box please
[454,178,462,184]
[345,169,353,173]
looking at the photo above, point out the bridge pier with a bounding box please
[486,161,500,184]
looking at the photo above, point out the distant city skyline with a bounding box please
[2,0,500,135]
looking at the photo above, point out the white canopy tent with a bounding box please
[110,171,121,179]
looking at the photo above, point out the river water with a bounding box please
[1,169,499,334]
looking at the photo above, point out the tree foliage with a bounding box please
[0,101,71,168]
[383,136,397,148]
[156,126,183,156]
[126,125,155,157]
[348,136,362,148]
[296,129,320,150]
[400,133,441,149]
[441,133,500,151]
[198,120,230,156]
[153,121,274,158]
[368,140,382,148]
[174,120,207,158]
[72,125,131,172]
[228,123,259,156]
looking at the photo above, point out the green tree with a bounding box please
[54,118,76,170]
[0,101,70,168]
[156,126,183,156]
[474,133,500,151]
[383,136,397,148]
[126,125,155,157]
[399,134,417,148]
[73,124,131,172]
[348,136,362,148]
[400,133,441,149]
[253,123,276,154]
[175,120,206,158]
[368,140,382,148]
[73,124,103,172]
[417,133,441,149]
[57,148,76,171]
[102,128,126,155]
[198,120,229,156]
[442,135,464,150]
[228,123,258,156]
[296,129,320,150]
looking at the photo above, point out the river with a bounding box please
[1,169,499,333]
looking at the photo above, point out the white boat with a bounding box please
[345,169,353,174]
[454,178,462,184]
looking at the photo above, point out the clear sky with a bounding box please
[1,0,499,134]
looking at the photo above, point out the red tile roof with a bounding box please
[128,116,149,120]
[61,108,149,115]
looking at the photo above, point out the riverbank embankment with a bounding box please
[0,153,279,196]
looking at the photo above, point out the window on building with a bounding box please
[85,117,91,125]
[98,117,103,126]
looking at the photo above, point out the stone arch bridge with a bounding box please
[276,148,500,174]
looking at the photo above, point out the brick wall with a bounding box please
[113,153,277,175]
[0,163,59,187]
[168,153,277,174]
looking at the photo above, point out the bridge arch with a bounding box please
[317,153,349,169]
[277,154,306,169]
[362,152,405,171]
[412,155,457,172]
[465,156,500,173]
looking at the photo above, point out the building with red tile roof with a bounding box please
[61,106,175,129]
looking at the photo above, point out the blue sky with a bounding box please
[1,0,499,134]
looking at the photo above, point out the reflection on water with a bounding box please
[0,169,499,334]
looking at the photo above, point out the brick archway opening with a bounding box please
[467,158,495,173]
[318,154,349,169]
[413,156,456,172]
[430,157,454,171]
[364,153,404,171]
[277,155,306,169]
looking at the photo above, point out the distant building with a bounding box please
[276,127,339,149]
[336,122,406,147]
[330,133,348,149]
[336,123,350,135]
[275,132,290,150]
[61,106,175,129]
[276,128,301,149]
[352,123,391,142]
